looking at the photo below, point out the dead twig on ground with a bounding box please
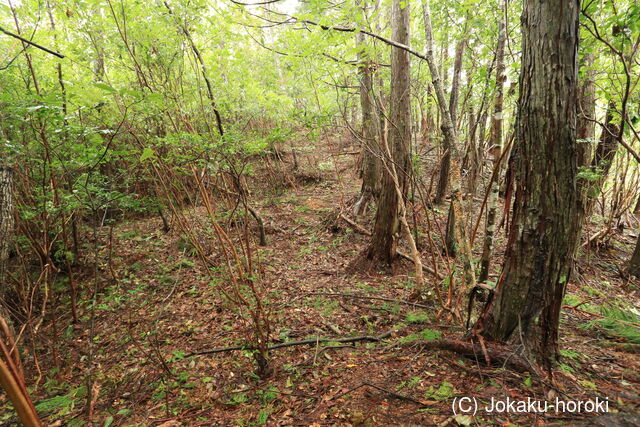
[186,329,393,357]
[309,291,432,309]
[330,381,435,407]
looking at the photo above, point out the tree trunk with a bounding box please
[578,103,618,221]
[366,0,411,264]
[576,53,596,167]
[0,167,15,326]
[434,25,451,205]
[475,0,581,372]
[628,233,640,278]
[442,33,468,257]
[354,0,381,216]
[478,0,507,283]
[448,33,467,129]
[422,0,476,295]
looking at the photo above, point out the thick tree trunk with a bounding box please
[478,0,507,283]
[354,2,381,216]
[628,233,640,278]
[366,0,410,264]
[464,107,480,199]
[476,0,581,372]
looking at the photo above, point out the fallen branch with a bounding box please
[582,226,616,248]
[397,250,443,280]
[186,329,393,357]
[329,381,434,407]
[338,214,371,235]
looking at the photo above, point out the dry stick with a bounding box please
[469,131,515,247]
[333,382,430,406]
[338,213,371,236]
[396,250,443,281]
[186,330,393,357]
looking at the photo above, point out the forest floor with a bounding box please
[5,133,640,426]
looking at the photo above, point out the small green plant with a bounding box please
[396,376,422,390]
[559,363,575,374]
[35,386,87,417]
[401,328,442,343]
[405,311,429,323]
[426,381,454,401]
[559,349,583,360]
[580,380,598,390]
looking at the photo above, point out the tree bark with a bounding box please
[576,53,596,167]
[475,0,581,372]
[628,232,640,278]
[577,103,618,221]
[0,168,15,326]
[353,0,381,216]
[442,32,468,257]
[479,0,507,283]
[366,0,410,264]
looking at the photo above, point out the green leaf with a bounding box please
[94,83,117,93]
[140,147,156,162]
[256,408,270,425]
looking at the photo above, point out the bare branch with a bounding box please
[0,25,64,59]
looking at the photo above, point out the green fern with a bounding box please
[583,306,640,344]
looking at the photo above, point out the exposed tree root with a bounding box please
[408,338,537,374]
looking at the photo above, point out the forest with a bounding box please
[0,0,640,425]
